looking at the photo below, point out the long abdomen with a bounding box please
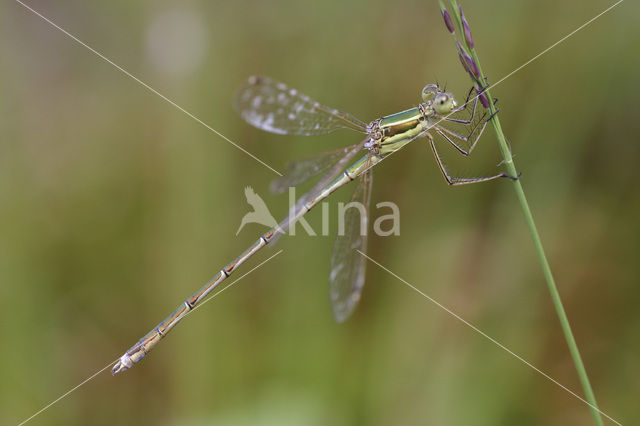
[111,157,367,375]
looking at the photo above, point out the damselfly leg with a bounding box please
[443,86,479,124]
[427,132,512,186]
[425,86,514,185]
[433,88,488,156]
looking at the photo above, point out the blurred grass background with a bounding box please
[2,0,639,424]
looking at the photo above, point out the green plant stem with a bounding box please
[466,50,605,426]
[442,2,604,424]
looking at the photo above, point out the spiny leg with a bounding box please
[427,133,513,186]
[434,87,488,155]
[444,86,482,125]
[433,115,488,156]
[486,107,500,122]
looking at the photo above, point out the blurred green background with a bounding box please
[2,0,639,424]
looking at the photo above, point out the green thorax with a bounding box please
[377,106,429,155]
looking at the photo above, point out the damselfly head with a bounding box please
[433,92,457,115]
[421,84,456,113]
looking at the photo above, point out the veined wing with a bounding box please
[329,165,373,323]
[270,138,367,244]
[234,76,368,136]
[270,143,362,194]
[282,138,366,227]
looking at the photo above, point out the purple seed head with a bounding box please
[458,52,472,76]
[458,5,474,48]
[441,9,455,33]
[463,20,474,49]
[465,53,480,79]
[456,42,479,80]
[458,5,465,19]
[479,92,490,109]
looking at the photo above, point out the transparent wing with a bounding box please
[270,143,361,194]
[329,165,373,323]
[234,76,368,136]
[269,138,367,245]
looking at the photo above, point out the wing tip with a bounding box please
[247,75,266,86]
[331,300,357,324]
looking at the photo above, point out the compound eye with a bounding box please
[433,93,455,114]
[421,84,439,102]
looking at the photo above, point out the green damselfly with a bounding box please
[112,76,510,374]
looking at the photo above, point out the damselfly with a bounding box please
[112,76,511,374]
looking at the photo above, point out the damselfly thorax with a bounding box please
[365,85,458,157]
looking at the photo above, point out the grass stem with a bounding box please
[441,2,604,424]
